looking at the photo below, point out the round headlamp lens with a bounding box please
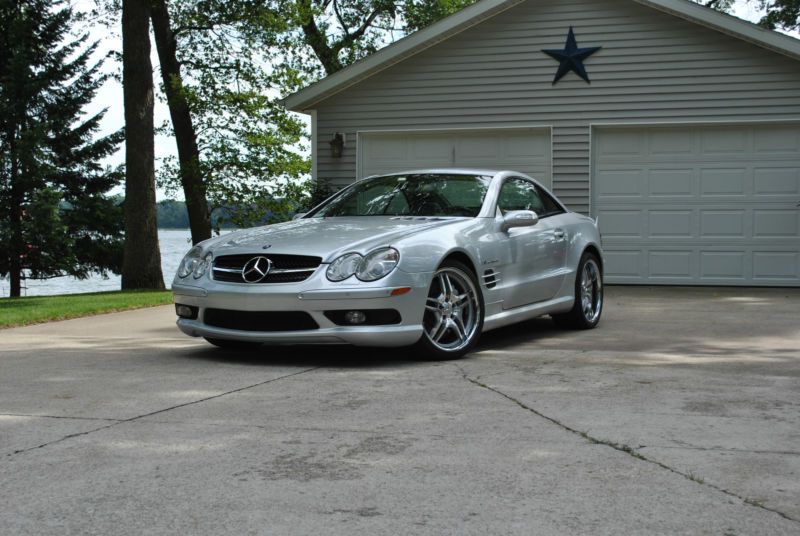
[356,248,399,282]
[326,253,362,282]
[177,246,203,278]
[193,253,213,279]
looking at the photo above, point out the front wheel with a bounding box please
[414,260,484,360]
[552,252,603,330]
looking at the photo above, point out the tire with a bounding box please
[203,337,262,350]
[552,252,603,330]
[414,259,484,360]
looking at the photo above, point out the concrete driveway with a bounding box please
[1,286,798,535]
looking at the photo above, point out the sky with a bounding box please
[80,0,798,201]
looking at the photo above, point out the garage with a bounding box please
[358,128,552,188]
[594,124,800,286]
[286,0,800,287]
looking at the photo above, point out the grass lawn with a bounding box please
[0,290,173,329]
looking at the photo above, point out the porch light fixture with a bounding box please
[329,132,345,158]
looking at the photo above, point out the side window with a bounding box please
[497,178,545,215]
[535,185,565,217]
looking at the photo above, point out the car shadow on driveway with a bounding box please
[172,342,433,369]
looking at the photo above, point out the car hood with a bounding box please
[203,217,467,262]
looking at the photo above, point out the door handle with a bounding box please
[554,229,566,240]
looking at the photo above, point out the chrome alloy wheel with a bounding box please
[423,267,481,352]
[580,258,603,324]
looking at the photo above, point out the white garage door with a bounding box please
[359,128,552,188]
[594,124,800,286]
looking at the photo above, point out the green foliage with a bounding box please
[403,0,478,31]
[91,0,481,233]
[153,0,311,229]
[306,178,334,210]
[151,0,479,229]
[157,199,191,228]
[0,290,172,328]
[700,0,799,31]
[0,0,123,290]
[758,0,799,31]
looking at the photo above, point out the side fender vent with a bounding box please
[483,269,500,289]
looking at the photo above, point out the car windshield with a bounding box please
[311,174,492,218]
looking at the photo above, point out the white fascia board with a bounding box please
[634,0,800,61]
[282,0,526,112]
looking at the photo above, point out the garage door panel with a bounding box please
[699,168,748,196]
[650,211,692,237]
[411,135,451,159]
[598,210,644,238]
[651,129,693,155]
[753,252,799,280]
[649,251,694,279]
[700,252,746,280]
[595,124,800,286]
[754,210,799,237]
[604,250,645,279]
[649,169,695,196]
[753,126,800,154]
[700,129,748,154]
[596,170,644,198]
[596,130,644,156]
[753,167,800,196]
[700,210,746,238]
[360,129,551,187]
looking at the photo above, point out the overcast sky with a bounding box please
[80,1,797,200]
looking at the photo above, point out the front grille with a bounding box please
[213,254,322,283]
[204,309,319,332]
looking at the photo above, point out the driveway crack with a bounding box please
[5,367,319,458]
[454,363,799,525]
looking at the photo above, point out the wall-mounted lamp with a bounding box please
[329,132,345,158]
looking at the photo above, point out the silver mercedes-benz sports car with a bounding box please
[173,169,604,359]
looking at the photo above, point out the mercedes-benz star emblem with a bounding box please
[241,256,273,283]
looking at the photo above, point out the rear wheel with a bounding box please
[203,337,262,350]
[415,260,484,360]
[552,252,603,330]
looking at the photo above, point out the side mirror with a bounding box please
[292,212,307,220]
[502,210,539,232]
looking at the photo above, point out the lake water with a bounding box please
[0,229,206,298]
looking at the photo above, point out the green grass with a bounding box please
[0,290,173,329]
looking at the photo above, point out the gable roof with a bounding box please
[283,0,800,112]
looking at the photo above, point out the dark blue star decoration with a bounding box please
[542,27,601,84]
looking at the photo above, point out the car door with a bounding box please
[497,178,569,309]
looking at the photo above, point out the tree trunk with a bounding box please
[150,0,211,245]
[8,135,22,298]
[121,0,165,290]
[298,0,342,75]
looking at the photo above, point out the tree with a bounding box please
[152,0,310,229]
[703,0,799,31]
[0,0,124,298]
[758,0,799,31]
[151,0,211,244]
[121,0,164,289]
[149,0,475,226]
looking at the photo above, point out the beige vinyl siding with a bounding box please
[313,0,800,214]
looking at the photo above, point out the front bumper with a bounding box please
[172,268,430,347]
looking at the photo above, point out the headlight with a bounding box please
[193,253,213,279]
[177,246,203,278]
[356,247,399,282]
[326,252,362,282]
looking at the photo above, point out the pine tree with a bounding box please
[0,0,123,297]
